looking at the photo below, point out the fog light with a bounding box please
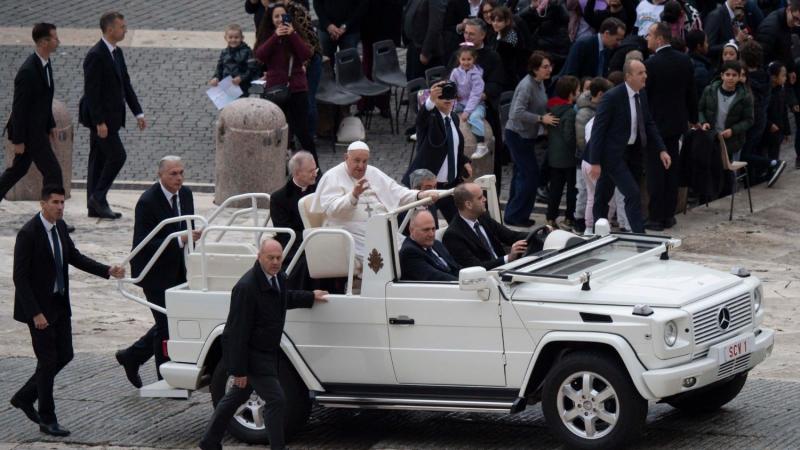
[682,377,696,388]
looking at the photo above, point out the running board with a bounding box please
[139,380,190,399]
[312,393,517,413]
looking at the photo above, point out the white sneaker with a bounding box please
[471,143,489,159]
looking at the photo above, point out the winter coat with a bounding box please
[449,65,485,115]
[765,85,791,136]
[255,32,313,93]
[518,3,572,63]
[756,8,798,74]
[698,80,754,156]
[213,43,259,95]
[689,52,715,100]
[574,91,597,159]
[546,98,578,169]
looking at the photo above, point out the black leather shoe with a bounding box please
[645,221,664,232]
[663,217,677,229]
[40,422,70,437]
[198,439,223,450]
[10,396,40,425]
[88,208,122,219]
[116,350,143,388]
[88,197,121,220]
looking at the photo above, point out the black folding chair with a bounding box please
[335,48,391,132]
[372,40,407,134]
[316,63,361,152]
[424,65,447,86]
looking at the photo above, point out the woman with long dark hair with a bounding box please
[488,6,532,87]
[255,4,317,163]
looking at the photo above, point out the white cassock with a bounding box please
[310,162,419,257]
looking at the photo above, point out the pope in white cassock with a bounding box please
[310,141,439,261]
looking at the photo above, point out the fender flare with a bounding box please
[517,331,657,401]
[196,325,324,393]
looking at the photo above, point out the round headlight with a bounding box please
[753,286,763,312]
[664,321,678,347]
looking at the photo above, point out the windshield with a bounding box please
[512,237,661,278]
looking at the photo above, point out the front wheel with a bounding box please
[541,351,648,449]
[209,357,311,445]
[667,372,747,413]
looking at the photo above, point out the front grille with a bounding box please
[717,353,751,378]
[693,294,752,346]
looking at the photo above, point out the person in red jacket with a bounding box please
[255,4,316,163]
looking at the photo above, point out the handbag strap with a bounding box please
[285,56,294,87]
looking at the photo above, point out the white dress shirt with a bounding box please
[424,98,461,183]
[625,82,639,145]
[161,182,185,247]
[35,51,50,87]
[40,213,64,293]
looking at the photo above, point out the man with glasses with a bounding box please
[0,23,64,205]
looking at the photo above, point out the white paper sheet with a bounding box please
[206,76,244,110]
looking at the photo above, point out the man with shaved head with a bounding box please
[200,238,328,450]
[400,210,461,281]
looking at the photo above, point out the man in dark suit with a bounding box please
[404,0,447,80]
[443,182,527,270]
[10,185,124,437]
[399,168,440,235]
[560,17,626,79]
[644,22,697,231]
[114,156,199,387]
[404,80,473,221]
[584,59,669,234]
[199,239,327,450]
[80,11,146,219]
[0,23,63,202]
[401,210,461,281]
[704,0,753,60]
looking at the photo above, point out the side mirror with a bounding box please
[459,267,492,301]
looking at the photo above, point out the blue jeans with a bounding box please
[318,30,360,61]
[503,129,539,224]
[306,53,322,137]
[454,103,486,138]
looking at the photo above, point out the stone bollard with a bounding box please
[459,119,495,180]
[3,99,73,200]
[214,98,289,208]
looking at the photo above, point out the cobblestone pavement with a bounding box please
[1,353,797,449]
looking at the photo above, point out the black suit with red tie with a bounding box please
[11,213,110,427]
[0,53,63,199]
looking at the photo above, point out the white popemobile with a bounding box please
[117,175,774,449]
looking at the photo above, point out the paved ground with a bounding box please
[1,353,798,450]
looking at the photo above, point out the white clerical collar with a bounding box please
[34,51,49,67]
[159,182,178,204]
[292,178,309,192]
[102,36,116,54]
[39,212,56,231]
[656,44,671,53]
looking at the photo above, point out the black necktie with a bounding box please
[473,222,497,259]
[44,62,52,88]
[50,227,65,295]
[271,276,280,293]
[598,49,607,76]
[171,194,180,216]
[445,116,456,183]
[427,248,448,270]
[634,93,647,150]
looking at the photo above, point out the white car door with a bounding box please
[385,281,507,386]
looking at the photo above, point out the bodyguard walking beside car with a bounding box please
[199,239,328,450]
[9,185,124,437]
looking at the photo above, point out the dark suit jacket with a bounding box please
[400,238,461,281]
[6,53,55,145]
[559,33,607,79]
[442,214,527,270]
[403,103,468,186]
[224,263,314,376]
[584,83,666,166]
[644,47,698,139]
[270,179,316,264]
[703,3,755,60]
[403,0,447,59]
[13,214,110,324]
[80,40,143,131]
[442,0,471,55]
[131,183,195,293]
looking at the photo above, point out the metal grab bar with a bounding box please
[197,225,296,292]
[205,193,271,246]
[116,214,208,314]
[285,228,356,296]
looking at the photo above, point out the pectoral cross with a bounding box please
[364,202,374,217]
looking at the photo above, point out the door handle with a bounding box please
[389,315,415,325]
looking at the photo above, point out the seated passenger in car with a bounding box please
[400,210,461,281]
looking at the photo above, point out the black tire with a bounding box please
[541,351,648,450]
[667,372,748,413]
[209,356,312,445]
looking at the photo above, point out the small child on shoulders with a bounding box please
[449,45,488,159]
[209,24,258,97]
